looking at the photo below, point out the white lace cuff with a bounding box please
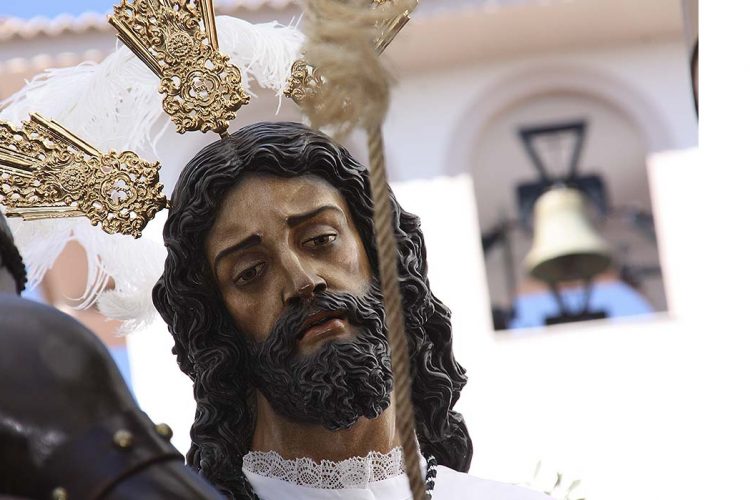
[242,447,407,489]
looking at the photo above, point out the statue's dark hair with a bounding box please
[153,122,472,499]
[0,223,27,295]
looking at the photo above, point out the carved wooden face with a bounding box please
[205,174,373,353]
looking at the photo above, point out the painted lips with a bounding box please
[298,311,348,344]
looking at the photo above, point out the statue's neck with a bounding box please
[250,392,399,462]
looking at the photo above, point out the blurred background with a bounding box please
[1,1,705,499]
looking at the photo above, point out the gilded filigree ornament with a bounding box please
[283,0,416,105]
[108,0,250,135]
[284,60,323,106]
[0,114,166,238]
[373,1,415,54]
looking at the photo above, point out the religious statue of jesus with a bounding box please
[152,121,551,500]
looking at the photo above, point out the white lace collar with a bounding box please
[242,447,406,490]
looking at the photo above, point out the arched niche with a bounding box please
[449,65,670,328]
[445,64,674,179]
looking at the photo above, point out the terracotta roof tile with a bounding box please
[0,0,293,41]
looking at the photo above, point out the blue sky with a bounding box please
[1,0,115,18]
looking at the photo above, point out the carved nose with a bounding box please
[285,276,327,306]
[280,251,327,305]
[297,282,315,299]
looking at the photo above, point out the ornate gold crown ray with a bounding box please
[0,113,166,238]
[108,0,250,135]
[0,1,415,239]
[284,0,417,105]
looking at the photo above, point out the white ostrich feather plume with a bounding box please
[1,17,303,332]
[219,17,304,96]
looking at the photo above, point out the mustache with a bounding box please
[248,284,385,357]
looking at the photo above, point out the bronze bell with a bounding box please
[524,186,611,284]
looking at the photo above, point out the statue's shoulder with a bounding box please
[433,466,553,500]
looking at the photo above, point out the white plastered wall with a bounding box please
[383,39,697,182]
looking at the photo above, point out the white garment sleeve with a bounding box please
[432,466,553,500]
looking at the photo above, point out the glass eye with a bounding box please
[235,262,265,286]
[303,233,337,248]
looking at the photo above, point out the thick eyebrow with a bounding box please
[213,234,261,274]
[286,205,344,228]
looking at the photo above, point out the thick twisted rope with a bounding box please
[367,126,426,499]
[296,1,425,497]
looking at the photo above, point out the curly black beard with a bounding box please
[246,284,393,431]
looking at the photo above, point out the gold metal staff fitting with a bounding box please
[108,0,250,135]
[0,114,166,238]
[284,0,418,106]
